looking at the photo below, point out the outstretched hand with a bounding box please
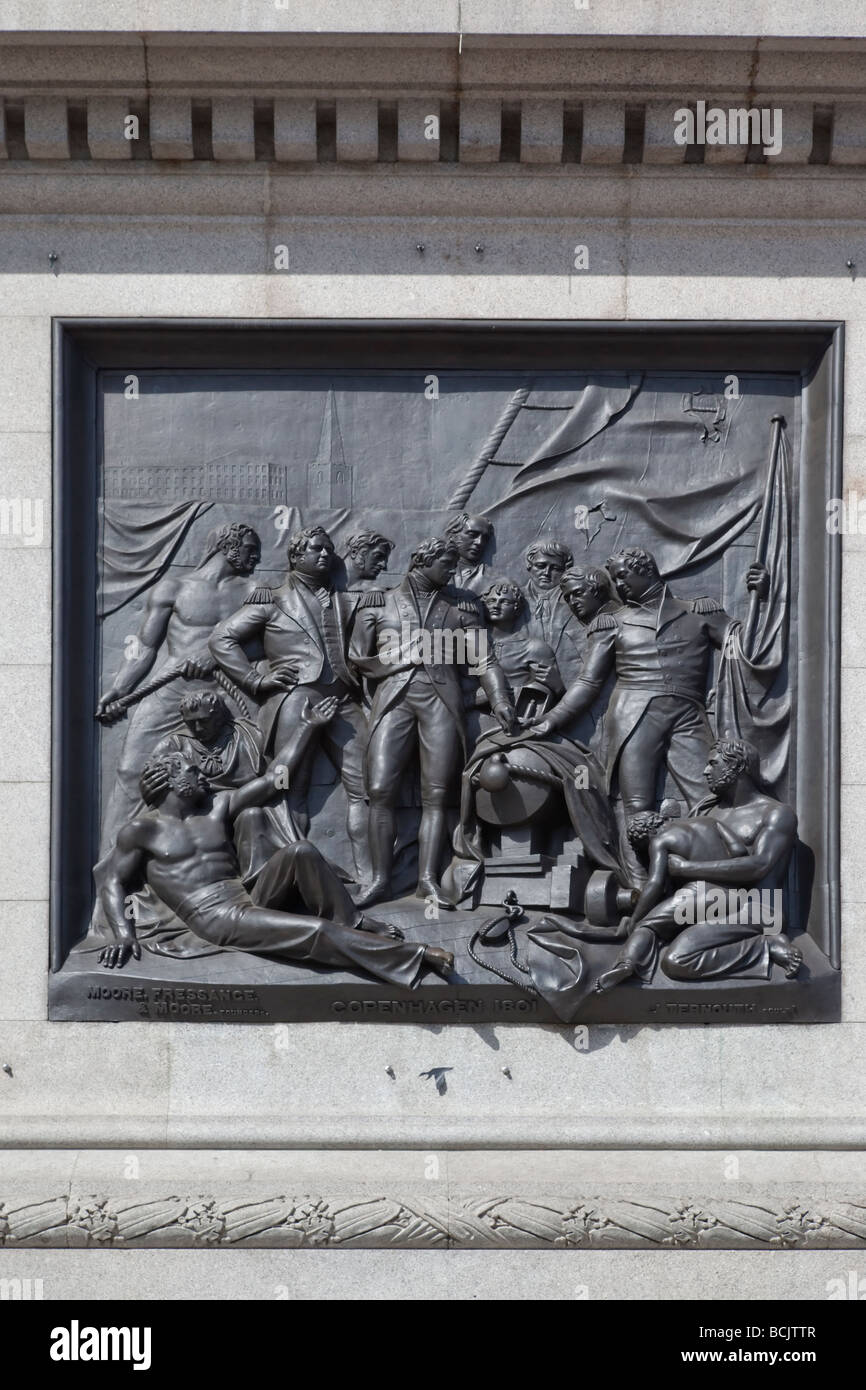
[303,696,339,726]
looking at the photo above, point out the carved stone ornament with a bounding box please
[48,321,841,1025]
[0,1190,864,1250]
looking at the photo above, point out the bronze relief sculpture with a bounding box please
[49,322,840,1025]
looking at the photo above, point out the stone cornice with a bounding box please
[4,34,866,90]
[0,92,861,168]
[1,34,865,168]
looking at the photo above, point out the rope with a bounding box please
[446,386,531,509]
[468,930,537,995]
[467,897,537,996]
[504,760,560,788]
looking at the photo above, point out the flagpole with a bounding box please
[743,413,785,654]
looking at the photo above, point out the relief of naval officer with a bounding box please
[208,525,375,886]
[349,535,514,910]
[529,546,769,881]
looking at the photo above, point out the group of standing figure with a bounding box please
[93,509,802,989]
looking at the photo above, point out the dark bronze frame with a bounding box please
[50,318,843,1017]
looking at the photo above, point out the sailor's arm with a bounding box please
[470,638,514,732]
[99,824,146,968]
[96,578,178,721]
[629,838,673,928]
[450,598,514,731]
[668,805,797,884]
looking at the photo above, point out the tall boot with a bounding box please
[346,794,373,885]
[352,801,394,908]
[416,805,454,910]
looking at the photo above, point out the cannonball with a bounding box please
[477,753,511,793]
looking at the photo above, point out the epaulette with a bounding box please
[457,595,482,614]
[587,611,617,634]
[354,588,385,608]
[690,595,723,614]
[245,585,273,605]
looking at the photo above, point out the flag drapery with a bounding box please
[98,499,214,618]
[714,425,791,791]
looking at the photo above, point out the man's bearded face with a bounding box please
[173,765,209,803]
[228,534,261,575]
[704,750,739,794]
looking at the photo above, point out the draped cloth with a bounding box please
[508,377,643,484]
[98,500,214,617]
[443,728,625,909]
[713,428,791,790]
[523,919,593,1021]
[485,380,786,581]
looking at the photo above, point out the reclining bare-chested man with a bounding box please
[595,738,801,992]
[98,695,453,987]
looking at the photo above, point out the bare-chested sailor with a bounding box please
[595,738,801,991]
[95,522,264,853]
[98,697,453,986]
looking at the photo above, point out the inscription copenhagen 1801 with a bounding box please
[49,336,840,1024]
